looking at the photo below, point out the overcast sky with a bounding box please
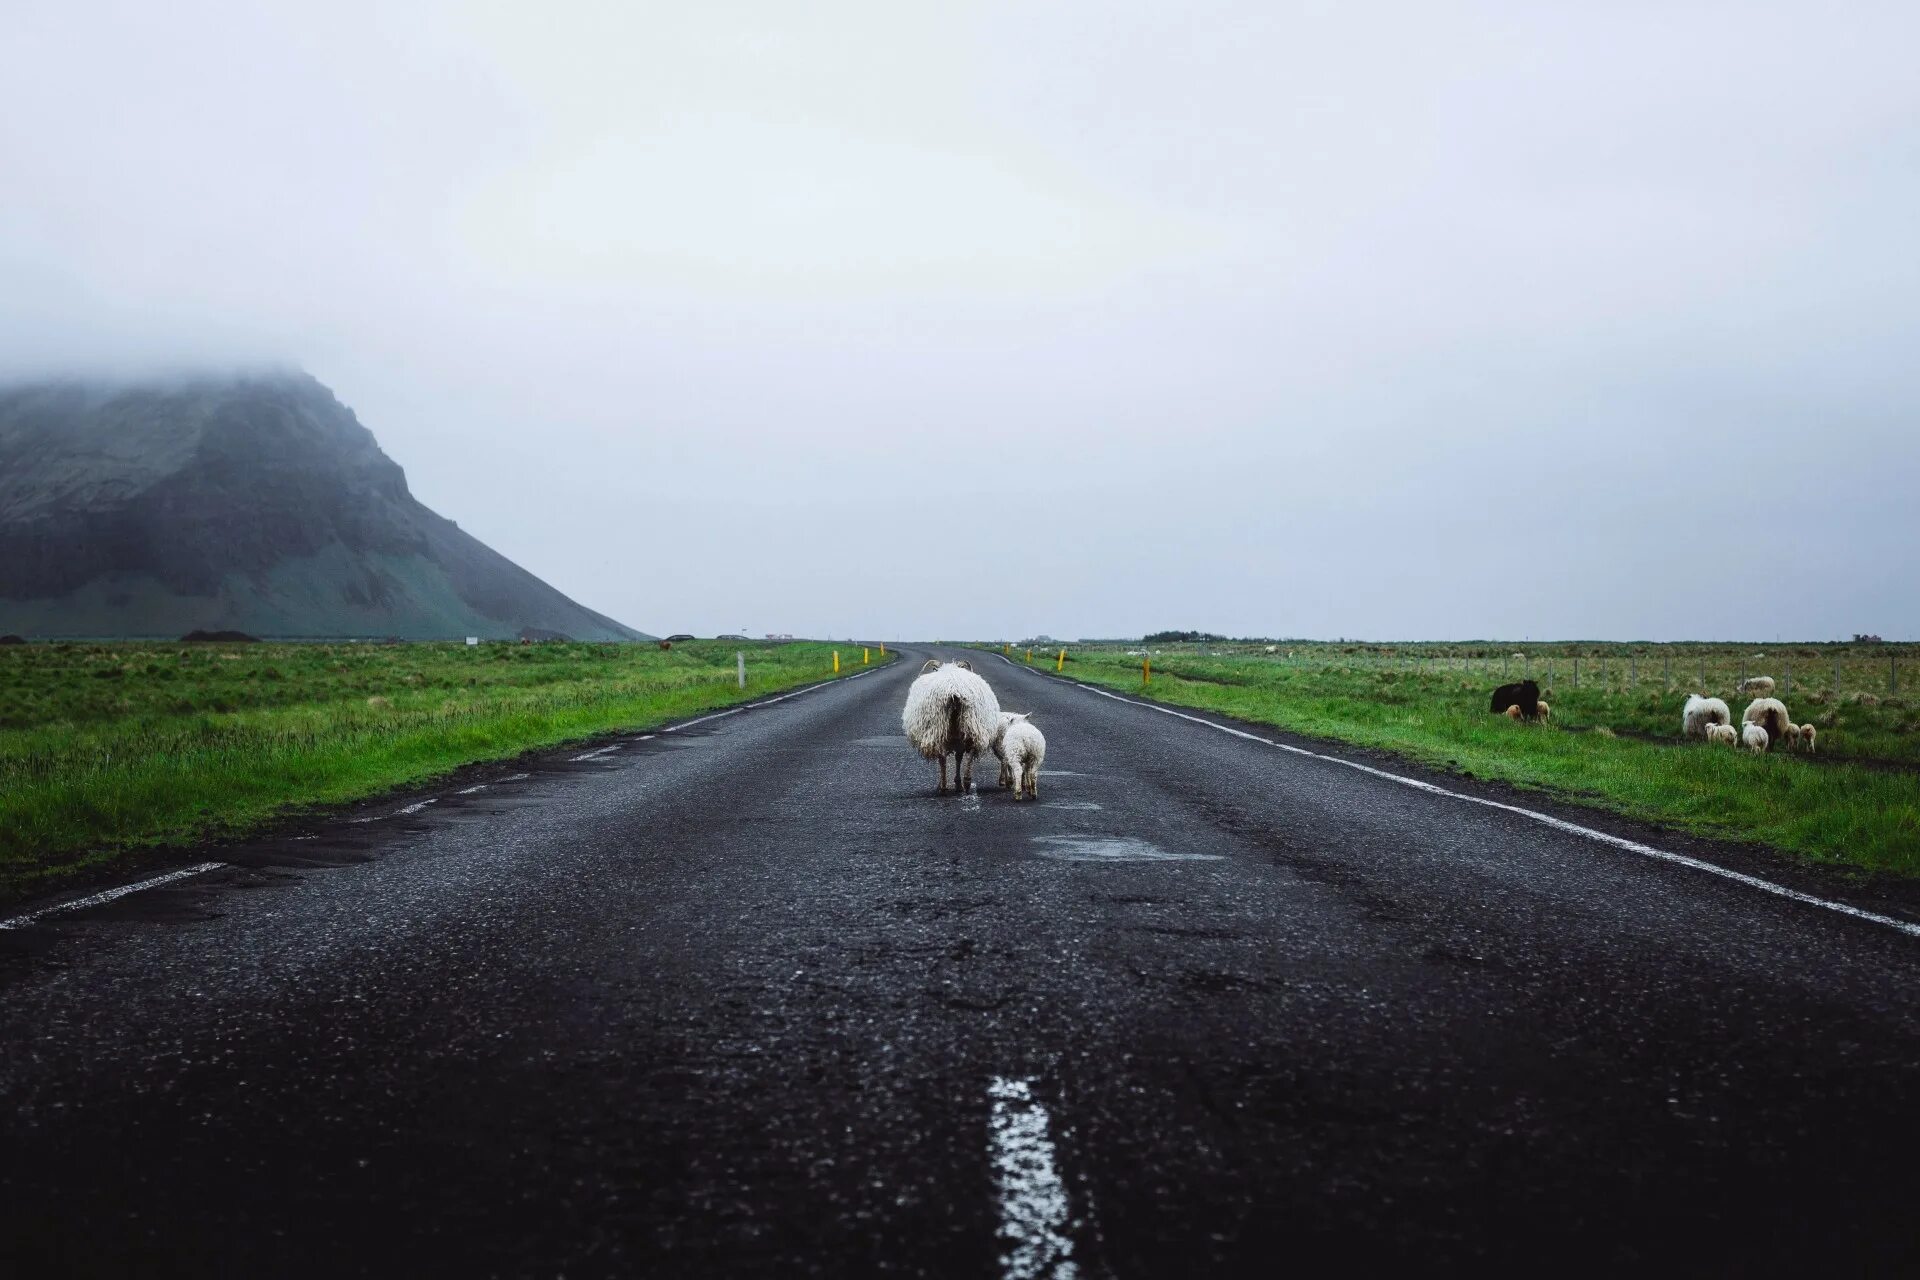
[3,1,1916,640]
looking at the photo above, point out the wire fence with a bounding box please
[1168,642,1910,703]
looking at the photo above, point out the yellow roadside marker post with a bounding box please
[879,643,886,656]
[833,651,840,674]
[864,647,870,664]
[1143,658,1151,685]
[1026,648,1033,663]
[1057,648,1066,671]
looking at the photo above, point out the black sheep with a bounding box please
[1490,679,1540,718]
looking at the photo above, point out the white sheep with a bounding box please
[1705,723,1740,746]
[1000,714,1046,800]
[1682,694,1732,738]
[990,710,1027,788]
[1800,724,1818,753]
[1737,676,1776,697]
[902,659,1002,794]
[1741,722,1770,754]
[1742,697,1791,751]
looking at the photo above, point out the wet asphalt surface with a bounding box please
[3,646,1919,1277]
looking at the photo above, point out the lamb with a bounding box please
[1737,676,1776,697]
[1741,722,1770,754]
[1534,700,1551,721]
[990,710,1029,788]
[1800,724,1818,753]
[1742,697,1791,751]
[1682,694,1731,738]
[1000,714,1046,800]
[1705,723,1740,746]
[1490,679,1540,718]
[902,659,1002,794]
[1505,700,1550,722]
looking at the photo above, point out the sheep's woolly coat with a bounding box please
[902,660,1002,788]
[1001,717,1046,800]
[1705,723,1740,746]
[1741,722,1770,754]
[991,711,1026,787]
[1738,676,1776,697]
[1742,697,1790,750]
[1682,694,1732,738]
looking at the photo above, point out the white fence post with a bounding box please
[737,651,746,689]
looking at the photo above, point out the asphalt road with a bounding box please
[4,647,1919,1276]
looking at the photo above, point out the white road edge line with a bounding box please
[987,1077,1080,1280]
[0,674,877,931]
[998,655,1920,940]
[0,863,227,931]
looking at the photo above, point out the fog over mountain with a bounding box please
[0,372,644,640]
[3,2,1916,640]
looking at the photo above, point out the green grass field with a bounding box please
[1002,641,1920,877]
[0,639,890,904]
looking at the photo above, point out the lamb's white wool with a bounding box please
[1737,676,1776,697]
[1504,705,1523,721]
[1742,697,1791,750]
[1682,694,1732,738]
[902,659,1002,794]
[1800,724,1818,753]
[1534,700,1551,721]
[991,710,1028,788]
[1705,723,1740,746]
[1742,722,1770,754]
[1001,715,1047,800]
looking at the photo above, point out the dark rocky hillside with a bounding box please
[0,371,646,640]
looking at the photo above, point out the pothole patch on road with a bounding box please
[1031,836,1221,863]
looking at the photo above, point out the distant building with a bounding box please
[765,632,795,641]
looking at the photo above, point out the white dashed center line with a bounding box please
[987,1077,1080,1280]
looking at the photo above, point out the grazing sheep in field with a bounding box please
[1506,700,1550,722]
[1534,700,1551,721]
[902,659,1001,795]
[991,710,1030,788]
[1800,724,1818,753]
[1490,680,1540,718]
[1737,676,1775,697]
[1000,715,1046,800]
[1682,694,1732,738]
[1705,723,1740,746]
[1504,704,1523,721]
[1741,723,1770,754]
[1742,697,1791,751]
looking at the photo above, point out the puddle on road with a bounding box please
[1047,801,1103,811]
[1031,836,1221,863]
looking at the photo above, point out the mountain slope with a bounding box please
[0,371,647,640]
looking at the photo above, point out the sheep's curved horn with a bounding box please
[920,659,942,673]
[955,660,973,670]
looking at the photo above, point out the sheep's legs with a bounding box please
[937,755,950,795]
[959,751,974,792]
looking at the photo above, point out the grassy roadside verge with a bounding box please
[1008,647,1920,878]
[1,640,892,904]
